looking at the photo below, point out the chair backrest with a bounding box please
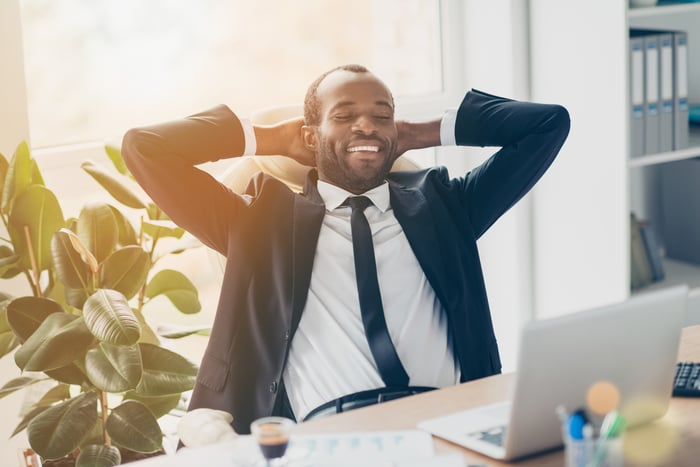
[218,104,419,194]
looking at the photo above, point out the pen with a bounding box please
[556,404,569,424]
[591,410,626,467]
[566,410,588,440]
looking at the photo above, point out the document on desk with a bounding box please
[128,430,464,466]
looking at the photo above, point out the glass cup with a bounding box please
[250,416,295,466]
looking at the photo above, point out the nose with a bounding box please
[351,115,377,136]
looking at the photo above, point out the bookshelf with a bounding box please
[528,0,700,320]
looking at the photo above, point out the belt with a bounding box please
[303,386,436,422]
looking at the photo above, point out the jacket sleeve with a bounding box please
[121,105,250,255]
[451,89,570,238]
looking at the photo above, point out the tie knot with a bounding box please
[346,196,372,212]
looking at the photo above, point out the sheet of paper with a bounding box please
[126,430,466,467]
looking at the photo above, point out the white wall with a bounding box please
[440,0,533,373]
[529,0,629,317]
[0,0,32,461]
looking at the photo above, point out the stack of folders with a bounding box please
[630,212,665,290]
[629,28,689,157]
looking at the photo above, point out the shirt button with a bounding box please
[284,330,290,340]
[269,381,277,393]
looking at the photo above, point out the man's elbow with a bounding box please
[552,104,571,139]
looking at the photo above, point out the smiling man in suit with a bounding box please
[122,64,570,434]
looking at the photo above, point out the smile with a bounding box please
[347,145,380,153]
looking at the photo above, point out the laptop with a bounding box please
[417,285,688,461]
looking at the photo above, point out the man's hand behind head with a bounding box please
[396,119,442,158]
[254,116,316,167]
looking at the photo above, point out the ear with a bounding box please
[301,125,317,151]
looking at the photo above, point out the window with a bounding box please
[20,0,459,148]
[14,0,465,362]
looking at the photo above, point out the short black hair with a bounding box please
[303,64,370,126]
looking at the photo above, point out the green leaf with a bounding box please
[0,151,10,208]
[14,313,94,372]
[64,285,90,309]
[12,404,49,438]
[52,229,92,290]
[142,219,185,240]
[34,383,72,407]
[100,246,150,300]
[105,145,128,175]
[145,269,201,314]
[157,323,211,339]
[76,444,122,467]
[45,363,87,385]
[0,244,22,278]
[154,235,202,259]
[2,141,32,212]
[81,160,147,209]
[6,296,65,342]
[0,306,19,357]
[106,400,162,453]
[146,202,168,221]
[28,391,98,460]
[85,342,142,393]
[109,205,138,246]
[7,184,65,271]
[0,375,45,399]
[123,393,181,419]
[30,157,45,186]
[83,289,141,345]
[135,343,197,396]
[133,307,160,346]
[77,202,118,264]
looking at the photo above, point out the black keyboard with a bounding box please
[673,362,700,397]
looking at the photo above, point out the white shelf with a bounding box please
[629,2,700,18]
[628,127,700,167]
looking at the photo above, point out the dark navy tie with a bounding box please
[347,196,409,387]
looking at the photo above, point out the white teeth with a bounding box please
[348,146,379,153]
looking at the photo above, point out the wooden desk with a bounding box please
[295,326,700,466]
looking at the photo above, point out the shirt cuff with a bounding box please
[240,118,257,155]
[439,109,458,146]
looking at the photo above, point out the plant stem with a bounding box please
[99,390,111,446]
[23,225,42,297]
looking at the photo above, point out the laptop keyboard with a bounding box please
[467,425,507,447]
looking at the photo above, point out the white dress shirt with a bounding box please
[283,179,461,420]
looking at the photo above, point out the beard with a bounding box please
[315,136,396,194]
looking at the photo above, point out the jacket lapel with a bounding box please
[289,171,325,336]
[389,182,451,311]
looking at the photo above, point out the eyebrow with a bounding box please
[328,100,394,113]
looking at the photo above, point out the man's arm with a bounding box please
[253,116,443,165]
[451,89,571,238]
[396,119,442,158]
[122,105,260,255]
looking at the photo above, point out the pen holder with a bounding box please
[564,435,623,467]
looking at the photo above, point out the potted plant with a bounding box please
[0,141,207,466]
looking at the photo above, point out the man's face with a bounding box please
[304,70,398,194]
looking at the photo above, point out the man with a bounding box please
[122,64,570,434]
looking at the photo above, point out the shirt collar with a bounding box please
[317,180,391,213]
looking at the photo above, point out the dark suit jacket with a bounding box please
[122,89,570,434]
